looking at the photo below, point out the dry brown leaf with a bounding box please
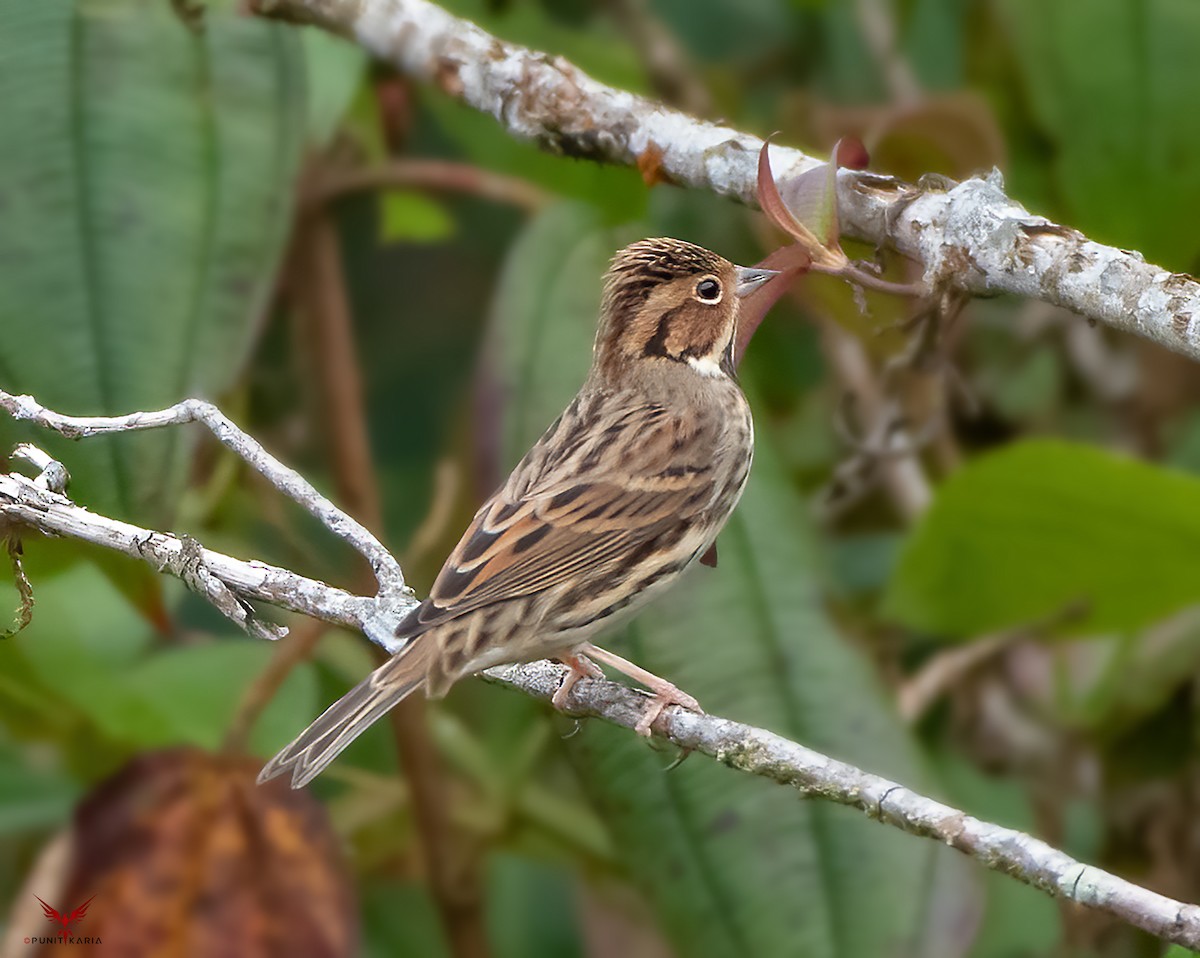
[40,748,357,958]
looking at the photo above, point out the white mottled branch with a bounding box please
[3,390,1199,948]
[0,392,408,597]
[0,461,404,639]
[253,0,1200,361]
[0,389,417,648]
[485,660,1200,950]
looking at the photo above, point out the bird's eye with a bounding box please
[695,278,722,304]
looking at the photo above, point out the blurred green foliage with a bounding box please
[2,0,1200,956]
[887,440,1200,637]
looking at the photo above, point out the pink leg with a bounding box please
[580,643,703,735]
[552,653,604,709]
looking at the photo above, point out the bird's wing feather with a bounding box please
[409,403,716,631]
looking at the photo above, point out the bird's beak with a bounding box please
[734,266,780,298]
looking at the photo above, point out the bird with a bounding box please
[260,238,777,789]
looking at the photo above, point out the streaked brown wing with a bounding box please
[408,403,715,631]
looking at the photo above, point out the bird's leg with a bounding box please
[579,643,703,735]
[552,652,604,709]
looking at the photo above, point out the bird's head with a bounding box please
[593,238,776,383]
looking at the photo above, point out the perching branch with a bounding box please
[3,389,1200,949]
[252,0,1200,362]
[485,659,1200,949]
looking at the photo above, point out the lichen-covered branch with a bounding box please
[0,391,408,597]
[484,660,1200,950]
[0,461,398,638]
[0,390,416,648]
[253,0,1200,362]
[2,391,1199,947]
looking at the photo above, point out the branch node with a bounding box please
[12,444,70,493]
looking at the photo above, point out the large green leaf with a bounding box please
[1000,0,1200,271]
[3,562,317,757]
[886,439,1200,638]
[487,202,977,958]
[0,0,305,523]
[0,743,80,836]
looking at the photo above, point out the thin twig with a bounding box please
[603,0,711,115]
[897,601,1092,724]
[483,660,1200,951]
[822,263,926,297]
[0,391,407,598]
[0,463,399,635]
[853,0,921,106]
[402,458,459,567]
[896,634,1010,725]
[815,315,932,521]
[317,159,551,213]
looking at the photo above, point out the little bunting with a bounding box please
[261,238,778,788]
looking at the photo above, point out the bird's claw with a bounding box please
[634,687,704,736]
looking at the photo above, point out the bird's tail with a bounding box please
[258,638,434,789]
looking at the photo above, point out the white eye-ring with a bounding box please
[694,277,723,304]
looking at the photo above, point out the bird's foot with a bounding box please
[632,681,703,736]
[552,653,604,709]
[578,643,703,736]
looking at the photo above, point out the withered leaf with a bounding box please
[43,748,357,958]
[733,245,810,365]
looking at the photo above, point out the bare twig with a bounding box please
[896,634,1010,725]
[317,159,551,213]
[0,460,405,638]
[484,660,1200,951]
[817,316,932,521]
[853,0,921,106]
[0,391,408,599]
[897,602,1092,724]
[402,458,459,566]
[252,0,1200,362]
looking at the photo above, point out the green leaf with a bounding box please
[485,854,584,958]
[361,879,451,958]
[886,440,1200,637]
[8,562,315,754]
[487,202,978,958]
[934,753,1061,958]
[0,744,80,836]
[379,191,455,244]
[124,641,318,755]
[903,0,970,91]
[0,0,304,524]
[302,27,365,146]
[1000,0,1200,271]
